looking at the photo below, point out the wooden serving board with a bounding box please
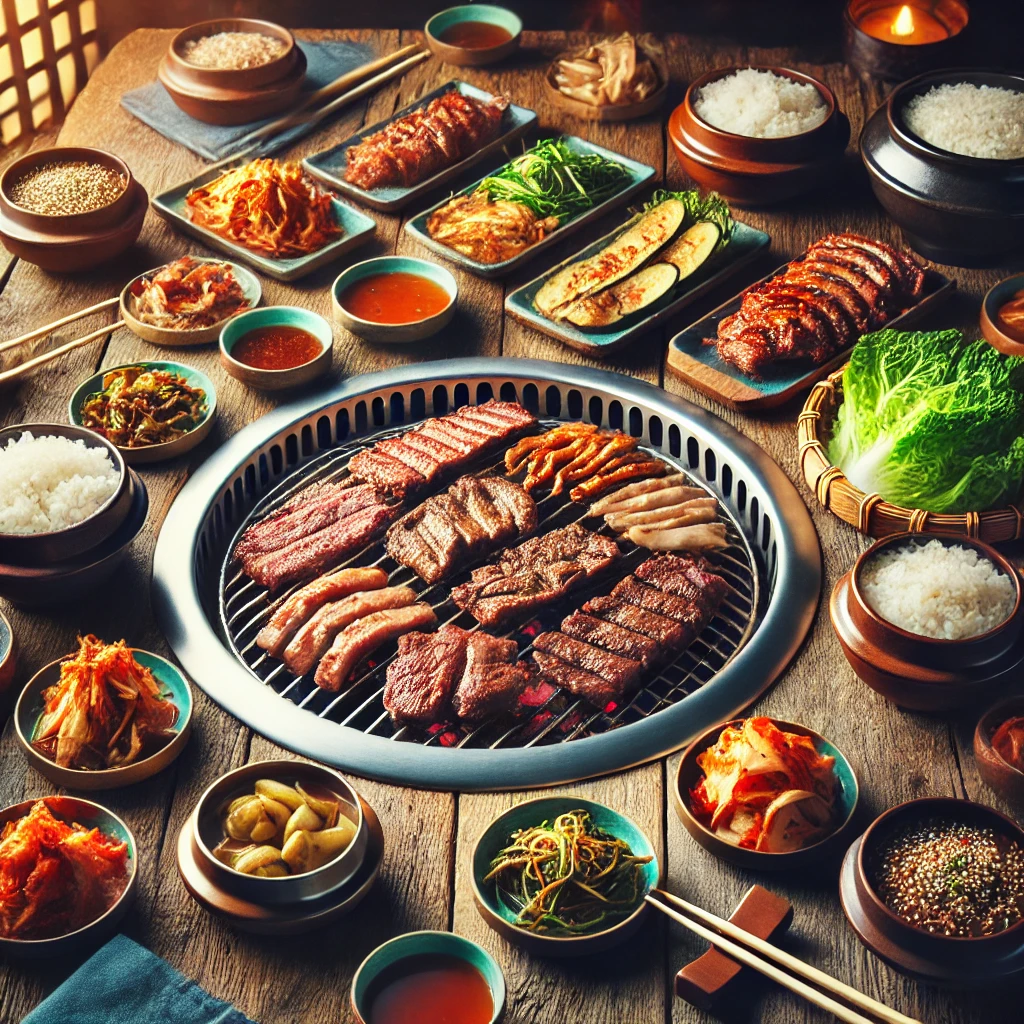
[666,265,956,412]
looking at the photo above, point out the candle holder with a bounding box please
[843,0,969,80]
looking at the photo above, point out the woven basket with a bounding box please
[798,365,1024,542]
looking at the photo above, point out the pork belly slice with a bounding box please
[452,632,530,723]
[532,632,643,696]
[582,596,689,648]
[559,611,662,669]
[283,586,417,676]
[531,649,623,708]
[374,437,445,483]
[314,603,438,691]
[348,449,426,498]
[256,567,389,657]
[384,625,468,727]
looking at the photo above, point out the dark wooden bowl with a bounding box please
[860,69,1024,267]
[0,146,146,272]
[158,19,306,126]
[974,695,1024,807]
[840,796,1024,986]
[980,274,1024,357]
[667,65,850,206]
[830,533,1024,711]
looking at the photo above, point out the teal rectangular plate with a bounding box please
[404,136,656,279]
[504,219,770,357]
[302,81,537,213]
[150,171,377,283]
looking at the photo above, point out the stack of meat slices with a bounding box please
[348,399,537,498]
[710,232,926,379]
[531,554,730,707]
[233,481,400,592]
[386,474,537,584]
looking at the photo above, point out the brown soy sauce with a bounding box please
[437,21,513,49]
[364,953,493,1024]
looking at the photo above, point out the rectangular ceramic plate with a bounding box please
[150,170,377,283]
[404,136,656,279]
[504,219,770,357]
[302,81,537,213]
[666,264,956,411]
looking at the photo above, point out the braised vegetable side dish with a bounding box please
[129,256,250,330]
[0,800,129,940]
[31,635,179,771]
[185,159,341,257]
[79,366,207,449]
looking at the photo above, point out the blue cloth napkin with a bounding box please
[120,39,374,161]
[22,934,257,1024]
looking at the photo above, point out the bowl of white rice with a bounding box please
[0,424,131,565]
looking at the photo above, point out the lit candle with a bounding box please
[856,4,951,45]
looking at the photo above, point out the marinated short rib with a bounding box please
[633,554,731,611]
[346,450,425,499]
[383,626,468,727]
[531,650,621,707]
[451,523,621,627]
[283,586,417,676]
[314,603,438,692]
[256,567,388,657]
[559,611,661,669]
[581,596,688,648]
[532,632,642,695]
[452,632,531,723]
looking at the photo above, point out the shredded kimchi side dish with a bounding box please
[690,717,838,853]
[185,159,341,258]
[31,635,179,772]
[0,800,129,940]
[129,256,249,330]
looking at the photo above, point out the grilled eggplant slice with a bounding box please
[659,220,720,277]
[564,262,679,328]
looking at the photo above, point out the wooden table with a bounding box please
[0,28,1018,1024]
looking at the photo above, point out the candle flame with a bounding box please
[892,5,916,36]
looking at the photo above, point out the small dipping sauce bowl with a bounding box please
[220,305,333,391]
[332,256,457,344]
[0,607,18,711]
[981,274,1024,358]
[974,695,1024,807]
[830,533,1024,711]
[425,5,522,67]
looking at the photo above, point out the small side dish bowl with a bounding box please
[674,718,860,871]
[0,795,137,958]
[331,255,458,344]
[830,534,1024,711]
[192,759,368,906]
[974,695,1024,807]
[351,931,506,1024]
[470,795,660,956]
[69,361,218,466]
[220,305,333,391]
[981,274,1024,357]
[14,649,193,790]
[425,5,522,67]
[0,607,17,708]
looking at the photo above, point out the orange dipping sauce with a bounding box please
[339,271,452,325]
[437,21,513,49]
[231,325,323,370]
[365,954,493,1024]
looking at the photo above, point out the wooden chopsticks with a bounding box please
[646,889,924,1024]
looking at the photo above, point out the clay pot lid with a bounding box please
[165,19,299,90]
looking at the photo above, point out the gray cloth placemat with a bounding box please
[120,39,374,161]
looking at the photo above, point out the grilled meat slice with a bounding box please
[453,405,529,437]
[452,632,530,722]
[805,241,894,295]
[374,437,445,483]
[400,430,466,467]
[531,650,622,707]
[478,475,538,535]
[416,418,488,456]
[451,476,514,541]
[812,233,924,299]
[387,502,464,585]
[347,449,426,498]
[533,632,642,697]
[797,258,884,317]
[787,264,874,331]
[468,399,538,429]
[633,554,731,611]
[383,626,468,726]
[314,603,438,691]
[582,595,688,647]
[611,575,706,624]
[559,611,661,669]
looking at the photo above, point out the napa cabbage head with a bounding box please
[828,329,1024,514]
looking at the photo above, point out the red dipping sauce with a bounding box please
[365,953,493,1024]
[339,271,451,325]
[231,325,322,370]
[437,21,513,49]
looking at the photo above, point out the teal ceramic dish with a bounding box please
[425,6,522,67]
[332,256,458,344]
[352,931,506,1024]
[14,648,193,791]
[303,81,536,213]
[69,361,217,466]
[470,796,660,956]
[0,795,138,957]
[0,606,16,706]
[405,136,657,279]
[506,218,770,357]
[150,172,376,282]
[220,306,333,392]
[673,718,860,871]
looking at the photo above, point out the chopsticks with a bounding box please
[646,889,923,1024]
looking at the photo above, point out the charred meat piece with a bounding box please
[532,632,642,696]
[633,554,731,610]
[531,650,622,707]
[477,475,538,535]
[383,626,468,727]
[346,450,426,499]
[581,595,689,648]
[559,611,661,669]
[452,632,531,723]
[611,576,705,624]
[451,476,514,541]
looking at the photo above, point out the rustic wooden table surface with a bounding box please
[0,27,1019,1024]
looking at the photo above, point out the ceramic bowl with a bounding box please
[974,695,1024,807]
[0,146,147,272]
[425,5,522,67]
[0,422,131,566]
[0,606,17,707]
[668,65,850,206]
[471,795,660,956]
[0,795,137,958]
[830,533,1024,711]
[331,256,458,344]
[674,718,860,870]
[119,257,262,348]
[980,274,1024,357]
[14,649,193,790]
[69,361,217,466]
[0,469,147,608]
[860,69,1024,266]
[191,759,368,906]
[220,305,333,391]
[840,796,1024,986]
[352,931,506,1024]
[158,19,306,126]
